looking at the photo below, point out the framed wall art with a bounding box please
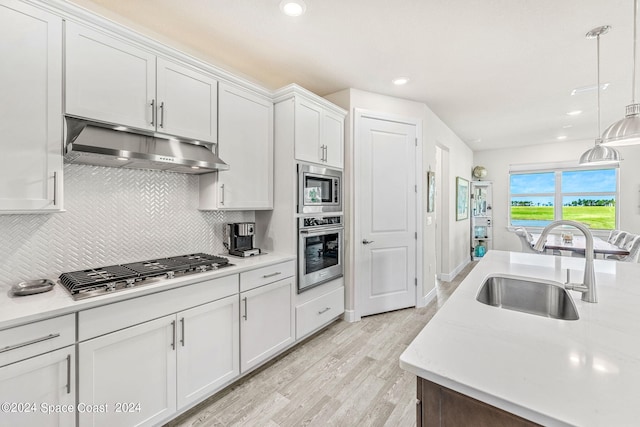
[427,171,435,213]
[456,176,469,221]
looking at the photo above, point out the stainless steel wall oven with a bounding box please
[298,215,344,292]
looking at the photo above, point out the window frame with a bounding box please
[508,163,619,233]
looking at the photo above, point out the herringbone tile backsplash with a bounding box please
[0,164,253,289]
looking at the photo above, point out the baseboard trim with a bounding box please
[343,309,359,323]
[439,257,471,282]
[418,286,437,307]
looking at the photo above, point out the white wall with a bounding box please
[325,88,473,315]
[424,107,474,277]
[474,139,640,252]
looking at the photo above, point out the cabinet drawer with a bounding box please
[240,261,295,293]
[296,286,344,340]
[79,274,238,341]
[0,314,75,367]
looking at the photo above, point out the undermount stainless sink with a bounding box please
[476,275,579,320]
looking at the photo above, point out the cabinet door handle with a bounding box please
[52,171,58,206]
[180,317,185,347]
[263,272,281,279]
[323,145,328,162]
[220,184,225,206]
[170,320,176,350]
[318,307,331,315]
[0,333,60,354]
[159,101,165,128]
[150,99,155,126]
[66,354,71,394]
[242,297,248,320]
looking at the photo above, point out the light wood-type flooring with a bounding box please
[166,263,476,427]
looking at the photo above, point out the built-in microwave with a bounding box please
[297,164,342,214]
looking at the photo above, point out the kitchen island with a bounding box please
[400,250,640,426]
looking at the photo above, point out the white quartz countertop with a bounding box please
[0,252,295,331]
[400,250,640,427]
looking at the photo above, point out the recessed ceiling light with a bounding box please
[191,166,200,170]
[116,157,128,161]
[113,126,128,131]
[280,0,306,16]
[557,135,568,140]
[392,77,409,86]
[571,83,609,96]
[567,110,583,116]
[562,124,573,129]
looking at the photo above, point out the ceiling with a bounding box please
[69,0,634,151]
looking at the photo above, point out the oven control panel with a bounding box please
[300,216,342,228]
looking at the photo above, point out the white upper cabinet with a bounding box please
[199,82,273,210]
[65,21,156,131]
[155,57,217,142]
[0,0,63,212]
[293,96,345,169]
[294,98,323,164]
[322,110,345,168]
[65,22,218,143]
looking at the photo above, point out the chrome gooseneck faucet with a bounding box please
[532,220,598,303]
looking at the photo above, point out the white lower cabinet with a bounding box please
[78,315,177,427]
[240,277,295,373]
[176,295,239,409]
[296,286,345,340]
[0,346,75,427]
[79,295,240,426]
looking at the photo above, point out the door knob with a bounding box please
[362,239,375,245]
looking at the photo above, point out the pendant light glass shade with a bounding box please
[602,0,640,146]
[579,26,620,165]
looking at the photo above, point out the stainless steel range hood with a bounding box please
[64,117,229,174]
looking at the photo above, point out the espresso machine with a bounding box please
[224,222,261,257]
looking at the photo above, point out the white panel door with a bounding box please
[240,278,294,373]
[78,315,177,427]
[0,346,75,427]
[294,98,323,164]
[323,110,344,168]
[0,1,62,212]
[156,58,218,142]
[357,115,417,316]
[65,21,156,130]
[216,82,273,209]
[176,295,240,409]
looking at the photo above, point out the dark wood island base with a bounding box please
[416,377,541,427]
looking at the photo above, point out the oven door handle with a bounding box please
[300,226,344,235]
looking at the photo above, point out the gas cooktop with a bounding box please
[59,253,232,300]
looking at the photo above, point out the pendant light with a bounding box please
[601,0,640,145]
[579,26,621,165]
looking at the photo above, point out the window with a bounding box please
[510,167,618,230]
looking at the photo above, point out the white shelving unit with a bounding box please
[470,181,493,260]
